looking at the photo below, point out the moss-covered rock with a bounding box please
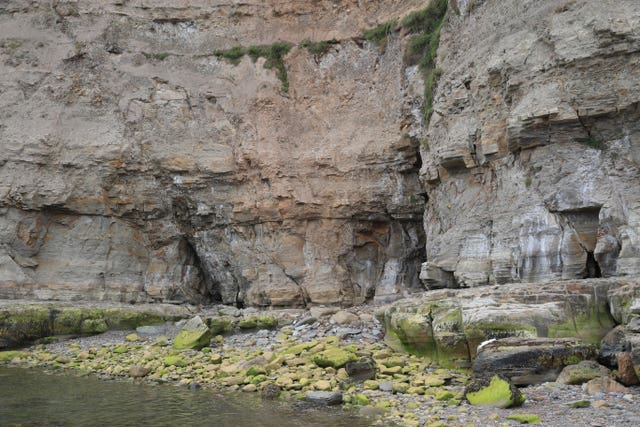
[173,316,211,350]
[207,316,235,335]
[282,341,318,355]
[312,347,358,369]
[238,317,258,330]
[506,413,541,424]
[351,393,370,406]
[556,360,610,385]
[0,350,28,363]
[163,355,188,367]
[112,345,129,354]
[465,375,525,408]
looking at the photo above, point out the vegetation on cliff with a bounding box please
[401,0,448,122]
[213,42,293,93]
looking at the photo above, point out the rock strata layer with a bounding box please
[0,0,428,306]
[420,0,640,289]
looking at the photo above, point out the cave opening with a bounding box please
[584,251,602,279]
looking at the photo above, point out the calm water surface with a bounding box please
[0,367,371,426]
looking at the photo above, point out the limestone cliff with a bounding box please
[0,0,428,306]
[421,0,640,289]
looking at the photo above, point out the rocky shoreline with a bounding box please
[1,300,639,426]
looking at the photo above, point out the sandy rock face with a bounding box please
[420,0,640,288]
[0,1,428,306]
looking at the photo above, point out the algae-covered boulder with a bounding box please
[173,316,211,350]
[465,375,525,408]
[163,355,188,367]
[238,317,258,330]
[312,347,358,369]
[207,316,234,335]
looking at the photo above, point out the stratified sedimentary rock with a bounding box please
[0,0,428,306]
[420,0,640,289]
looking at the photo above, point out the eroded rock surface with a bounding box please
[420,0,640,289]
[0,0,428,306]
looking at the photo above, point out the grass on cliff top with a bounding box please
[213,42,293,93]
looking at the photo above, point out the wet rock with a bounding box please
[465,375,525,408]
[305,391,343,406]
[345,357,377,381]
[556,360,610,385]
[261,384,281,400]
[173,316,211,350]
[472,337,597,385]
[128,365,149,378]
[615,352,640,386]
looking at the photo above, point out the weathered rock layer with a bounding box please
[421,0,640,289]
[0,0,429,306]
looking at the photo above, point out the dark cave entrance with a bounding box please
[585,251,602,279]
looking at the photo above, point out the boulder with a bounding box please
[345,357,377,381]
[556,360,610,385]
[173,316,211,350]
[583,376,628,394]
[615,352,640,386]
[465,375,525,408]
[305,391,343,406]
[260,384,281,400]
[311,347,358,369]
[128,366,150,378]
[472,337,597,385]
[330,311,360,325]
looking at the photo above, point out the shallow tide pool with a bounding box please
[0,366,371,427]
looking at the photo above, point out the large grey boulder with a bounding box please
[472,337,597,385]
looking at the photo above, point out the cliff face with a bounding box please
[1,0,639,308]
[0,0,427,306]
[421,0,640,289]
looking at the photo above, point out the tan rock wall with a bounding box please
[0,0,427,305]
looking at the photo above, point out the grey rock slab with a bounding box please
[305,391,343,406]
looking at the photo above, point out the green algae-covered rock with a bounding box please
[465,375,525,408]
[208,316,234,335]
[173,316,211,350]
[283,341,318,355]
[312,347,358,369]
[0,350,28,363]
[238,317,258,330]
[351,393,370,406]
[257,315,277,329]
[506,414,541,424]
[435,390,455,401]
[112,345,129,354]
[163,355,188,367]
